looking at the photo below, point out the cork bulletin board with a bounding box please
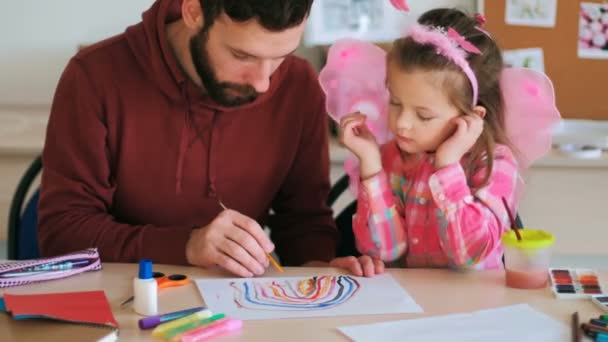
[483,0,608,119]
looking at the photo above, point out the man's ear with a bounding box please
[182,0,203,30]
[472,105,486,119]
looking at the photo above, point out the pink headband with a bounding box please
[406,24,482,106]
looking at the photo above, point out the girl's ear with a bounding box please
[182,0,203,30]
[472,105,487,119]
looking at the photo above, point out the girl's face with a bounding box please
[386,61,463,155]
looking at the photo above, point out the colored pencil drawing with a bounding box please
[230,275,360,311]
[195,274,423,320]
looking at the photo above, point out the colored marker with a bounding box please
[0,269,72,278]
[583,323,608,336]
[596,332,608,342]
[165,313,226,340]
[584,327,601,339]
[179,318,243,342]
[592,319,608,328]
[601,315,608,322]
[151,309,212,337]
[138,306,206,329]
[26,260,90,272]
[0,260,91,278]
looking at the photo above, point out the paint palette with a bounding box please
[592,295,608,312]
[549,268,607,299]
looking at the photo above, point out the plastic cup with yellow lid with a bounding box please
[501,229,555,289]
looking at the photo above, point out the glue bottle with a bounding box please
[133,259,158,316]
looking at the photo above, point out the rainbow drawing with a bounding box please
[230,275,361,310]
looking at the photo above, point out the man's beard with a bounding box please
[189,30,259,107]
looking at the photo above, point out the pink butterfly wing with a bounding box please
[501,67,561,170]
[319,39,392,144]
[389,0,410,11]
[319,39,392,195]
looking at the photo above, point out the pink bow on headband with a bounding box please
[474,13,487,26]
[447,28,481,54]
[389,0,409,11]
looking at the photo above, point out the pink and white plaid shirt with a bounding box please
[353,141,519,270]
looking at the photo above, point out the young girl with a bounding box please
[339,9,519,270]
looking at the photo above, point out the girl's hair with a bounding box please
[388,8,511,189]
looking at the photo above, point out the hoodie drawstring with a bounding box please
[175,84,190,194]
[175,84,219,198]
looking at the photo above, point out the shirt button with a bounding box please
[438,194,446,201]
[412,238,419,245]
[418,198,426,205]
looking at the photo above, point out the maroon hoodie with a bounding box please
[38,0,338,266]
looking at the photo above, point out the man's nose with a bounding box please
[247,61,273,93]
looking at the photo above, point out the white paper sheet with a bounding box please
[195,273,422,320]
[338,304,569,342]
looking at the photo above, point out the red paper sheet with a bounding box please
[3,291,118,328]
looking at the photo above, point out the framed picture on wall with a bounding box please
[505,0,558,27]
[503,47,545,73]
[304,0,478,46]
[304,0,412,46]
[578,2,608,59]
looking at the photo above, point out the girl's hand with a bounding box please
[329,256,385,277]
[339,112,382,178]
[435,114,484,169]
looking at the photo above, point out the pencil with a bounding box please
[218,200,284,273]
[572,311,580,342]
[501,197,522,241]
[266,252,284,273]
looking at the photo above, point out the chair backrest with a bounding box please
[7,155,42,260]
[328,174,360,257]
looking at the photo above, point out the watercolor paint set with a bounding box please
[592,295,608,312]
[548,268,607,299]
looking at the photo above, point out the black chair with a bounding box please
[7,155,42,260]
[328,174,360,258]
[328,174,523,259]
[514,210,524,229]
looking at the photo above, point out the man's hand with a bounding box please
[186,209,274,277]
[329,256,385,277]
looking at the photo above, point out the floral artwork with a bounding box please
[578,2,608,59]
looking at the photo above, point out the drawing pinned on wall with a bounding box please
[578,2,608,59]
[505,0,558,28]
[503,48,545,73]
[195,274,423,320]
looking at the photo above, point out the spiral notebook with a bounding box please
[1,290,118,341]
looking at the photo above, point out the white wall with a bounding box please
[0,0,476,107]
[306,0,476,46]
[0,0,155,106]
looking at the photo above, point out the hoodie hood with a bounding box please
[124,0,288,112]
[122,0,297,194]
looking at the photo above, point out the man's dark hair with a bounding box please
[200,0,314,32]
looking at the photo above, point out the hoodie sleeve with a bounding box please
[38,58,193,265]
[268,62,339,266]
